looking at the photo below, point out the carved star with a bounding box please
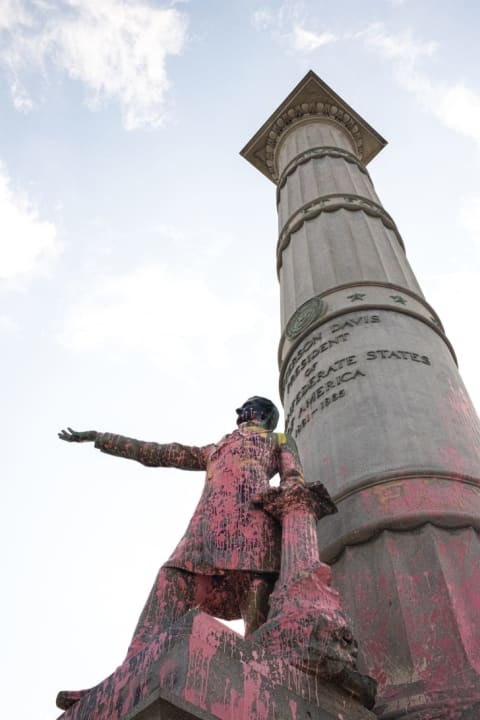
[390,294,407,305]
[347,293,366,302]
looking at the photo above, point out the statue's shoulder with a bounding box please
[205,432,233,461]
[274,431,299,453]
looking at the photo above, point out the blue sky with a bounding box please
[1,1,480,717]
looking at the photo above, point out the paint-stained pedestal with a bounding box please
[57,611,376,720]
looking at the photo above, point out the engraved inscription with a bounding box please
[366,350,430,364]
[282,314,380,394]
[284,334,351,394]
[293,389,346,436]
[330,315,380,334]
[285,360,365,435]
[284,315,433,436]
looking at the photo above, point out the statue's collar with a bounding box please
[236,422,269,435]
[211,424,269,453]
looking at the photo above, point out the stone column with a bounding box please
[252,481,377,710]
[241,71,480,720]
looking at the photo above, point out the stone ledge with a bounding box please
[57,611,377,720]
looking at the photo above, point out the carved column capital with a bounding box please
[240,70,386,183]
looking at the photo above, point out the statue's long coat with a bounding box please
[95,424,304,574]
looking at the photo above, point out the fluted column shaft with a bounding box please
[275,118,480,543]
[242,73,480,720]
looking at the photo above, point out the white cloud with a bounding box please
[0,314,18,332]
[9,76,34,111]
[251,2,336,54]
[291,25,336,53]
[0,0,188,129]
[460,195,480,248]
[62,263,261,371]
[362,23,437,63]
[0,164,60,281]
[0,0,31,30]
[423,270,480,415]
[436,83,480,148]
[251,8,274,31]
[361,23,480,149]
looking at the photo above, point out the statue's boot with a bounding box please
[56,689,90,710]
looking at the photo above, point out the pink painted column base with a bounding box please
[252,482,376,708]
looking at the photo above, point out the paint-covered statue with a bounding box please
[56,397,305,710]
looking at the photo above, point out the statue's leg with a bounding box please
[239,573,276,637]
[126,566,200,658]
[57,568,205,710]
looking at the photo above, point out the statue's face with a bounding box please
[236,397,279,430]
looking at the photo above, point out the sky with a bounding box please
[1,1,480,717]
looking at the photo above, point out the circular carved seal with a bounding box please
[285,296,326,339]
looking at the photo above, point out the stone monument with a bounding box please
[241,70,480,720]
[55,397,376,719]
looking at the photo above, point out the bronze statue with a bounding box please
[57,397,305,710]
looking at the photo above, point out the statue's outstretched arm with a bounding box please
[58,428,214,470]
[58,428,97,443]
[94,432,214,470]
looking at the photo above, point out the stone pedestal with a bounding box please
[252,482,376,710]
[241,71,480,719]
[57,611,376,720]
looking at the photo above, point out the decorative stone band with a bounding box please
[265,103,364,182]
[277,193,404,275]
[278,283,454,397]
[376,691,480,720]
[276,146,371,206]
[315,470,480,563]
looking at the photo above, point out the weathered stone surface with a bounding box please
[333,525,480,720]
[57,612,376,720]
[133,700,200,720]
[242,70,480,719]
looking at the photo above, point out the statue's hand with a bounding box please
[58,427,97,443]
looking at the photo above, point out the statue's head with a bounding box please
[236,396,279,431]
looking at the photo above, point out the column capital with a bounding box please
[253,481,337,521]
[240,70,386,183]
